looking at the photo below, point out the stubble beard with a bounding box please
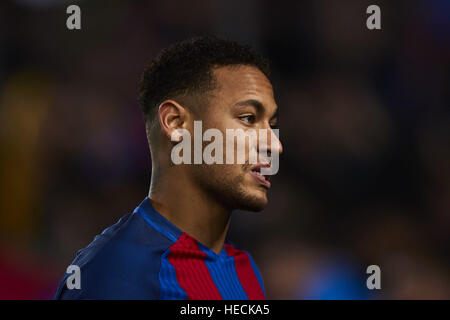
[191,162,268,213]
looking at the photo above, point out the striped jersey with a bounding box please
[54,197,265,300]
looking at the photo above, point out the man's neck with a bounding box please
[148,168,232,254]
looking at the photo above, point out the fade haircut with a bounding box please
[138,36,270,141]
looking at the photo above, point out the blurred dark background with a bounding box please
[0,0,449,299]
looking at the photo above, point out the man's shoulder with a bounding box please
[55,212,174,299]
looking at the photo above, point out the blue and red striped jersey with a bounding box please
[54,197,265,300]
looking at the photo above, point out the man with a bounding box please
[55,36,283,299]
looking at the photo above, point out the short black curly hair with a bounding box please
[138,36,270,132]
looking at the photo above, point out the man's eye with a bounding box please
[239,115,256,123]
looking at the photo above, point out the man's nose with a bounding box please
[270,128,283,155]
[258,127,283,156]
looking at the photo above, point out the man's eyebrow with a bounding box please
[234,99,278,119]
[234,99,264,111]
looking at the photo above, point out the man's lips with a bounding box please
[250,163,271,188]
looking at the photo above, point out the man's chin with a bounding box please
[236,191,268,212]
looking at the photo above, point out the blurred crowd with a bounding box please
[0,0,449,299]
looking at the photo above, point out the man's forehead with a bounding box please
[213,65,274,97]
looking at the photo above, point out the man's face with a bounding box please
[189,65,283,211]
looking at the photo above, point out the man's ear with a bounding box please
[157,99,188,142]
